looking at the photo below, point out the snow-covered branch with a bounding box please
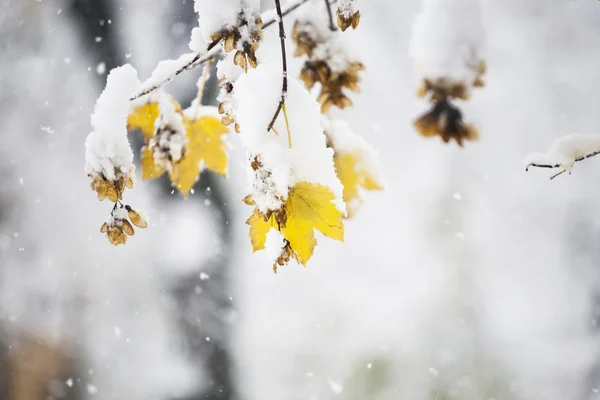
[131,0,335,102]
[525,134,600,179]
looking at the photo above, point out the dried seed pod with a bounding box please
[337,9,360,32]
[106,226,127,246]
[126,207,148,229]
[414,100,478,147]
[121,219,135,236]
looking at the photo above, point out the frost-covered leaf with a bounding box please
[247,182,344,271]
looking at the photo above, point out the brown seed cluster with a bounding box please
[212,15,263,72]
[292,21,319,58]
[414,60,486,146]
[100,205,148,246]
[89,173,134,203]
[416,60,486,102]
[337,9,360,32]
[414,100,479,147]
[217,80,240,133]
[292,21,365,113]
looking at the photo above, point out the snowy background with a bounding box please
[2,0,600,399]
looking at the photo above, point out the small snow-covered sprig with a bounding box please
[410,0,485,146]
[85,64,148,245]
[131,0,328,102]
[525,134,600,179]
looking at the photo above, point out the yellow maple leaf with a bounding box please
[169,115,229,196]
[127,102,159,140]
[246,182,344,268]
[334,152,383,218]
[140,146,166,180]
[246,210,276,252]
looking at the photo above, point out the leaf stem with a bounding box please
[267,0,290,147]
[324,0,337,31]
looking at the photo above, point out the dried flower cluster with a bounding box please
[101,205,148,246]
[212,13,263,72]
[89,171,134,203]
[336,0,360,31]
[88,169,149,246]
[413,60,485,147]
[292,12,365,112]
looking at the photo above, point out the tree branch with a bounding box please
[324,0,337,31]
[267,0,289,139]
[525,150,600,179]
[130,0,334,102]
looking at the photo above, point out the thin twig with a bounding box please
[525,150,600,179]
[131,39,220,101]
[130,0,333,102]
[268,0,292,148]
[196,58,213,102]
[324,0,337,31]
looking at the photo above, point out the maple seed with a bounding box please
[122,219,135,236]
[126,206,148,229]
[106,225,128,246]
[337,10,360,32]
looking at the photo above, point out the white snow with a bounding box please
[192,0,261,45]
[193,0,242,44]
[154,92,187,164]
[409,0,484,87]
[265,229,286,265]
[85,64,139,181]
[525,133,600,174]
[233,64,345,214]
[137,52,198,97]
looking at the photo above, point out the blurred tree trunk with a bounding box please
[69,1,236,399]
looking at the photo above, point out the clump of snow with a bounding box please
[191,0,261,47]
[85,64,139,181]
[151,92,187,168]
[137,52,198,97]
[409,0,484,86]
[233,64,345,214]
[193,0,242,44]
[525,133,600,175]
[265,229,286,265]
